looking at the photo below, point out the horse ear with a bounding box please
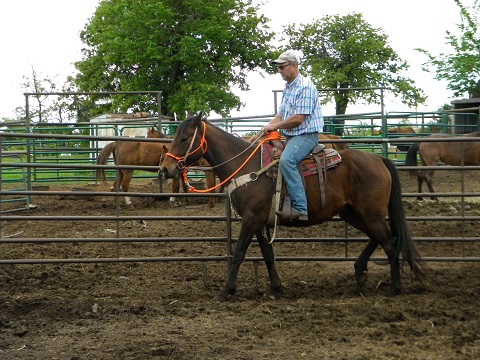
[192,112,203,124]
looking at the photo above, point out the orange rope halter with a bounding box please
[164,121,208,164]
[186,129,281,193]
[166,122,280,193]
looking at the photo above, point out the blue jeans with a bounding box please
[279,133,318,215]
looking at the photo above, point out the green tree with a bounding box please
[10,68,82,124]
[281,13,426,131]
[13,67,59,123]
[416,0,479,98]
[73,0,275,119]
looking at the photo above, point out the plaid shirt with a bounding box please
[278,73,323,136]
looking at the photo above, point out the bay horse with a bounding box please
[374,126,416,135]
[160,113,424,299]
[405,131,480,200]
[374,126,416,157]
[146,127,218,208]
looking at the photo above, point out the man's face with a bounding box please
[277,62,297,83]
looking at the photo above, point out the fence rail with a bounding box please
[1,125,479,269]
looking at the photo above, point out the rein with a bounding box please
[166,121,280,193]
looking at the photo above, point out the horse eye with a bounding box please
[180,137,187,142]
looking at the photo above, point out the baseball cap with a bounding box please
[271,50,299,65]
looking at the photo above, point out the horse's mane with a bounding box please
[178,117,251,147]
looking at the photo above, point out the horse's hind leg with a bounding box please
[344,212,401,295]
[416,175,424,200]
[354,239,378,289]
[111,171,121,192]
[342,208,379,289]
[365,225,401,295]
[425,171,437,200]
[417,170,437,201]
[369,224,402,295]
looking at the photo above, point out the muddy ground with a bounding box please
[1,169,479,359]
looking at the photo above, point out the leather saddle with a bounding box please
[261,139,342,222]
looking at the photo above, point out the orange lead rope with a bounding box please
[186,130,281,193]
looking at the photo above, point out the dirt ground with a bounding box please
[1,169,480,359]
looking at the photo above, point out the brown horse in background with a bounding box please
[160,114,424,299]
[96,131,172,206]
[319,133,349,150]
[405,131,480,200]
[248,132,348,150]
[147,127,218,207]
[374,126,416,155]
[374,126,416,135]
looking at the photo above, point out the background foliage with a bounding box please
[281,13,426,116]
[73,0,275,119]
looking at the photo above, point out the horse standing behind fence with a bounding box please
[374,127,416,155]
[146,127,218,207]
[96,132,172,206]
[160,113,424,300]
[319,133,349,150]
[405,131,480,200]
[96,128,218,207]
[374,126,416,135]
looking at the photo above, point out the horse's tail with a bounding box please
[405,142,420,178]
[382,157,425,280]
[96,142,116,185]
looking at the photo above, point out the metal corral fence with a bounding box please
[1,109,478,192]
[1,130,480,274]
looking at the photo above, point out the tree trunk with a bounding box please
[333,88,350,135]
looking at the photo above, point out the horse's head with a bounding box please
[146,127,166,139]
[159,113,206,179]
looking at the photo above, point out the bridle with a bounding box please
[164,121,207,170]
[164,120,280,193]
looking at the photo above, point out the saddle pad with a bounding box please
[302,149,342,176]
[262,142,342,176]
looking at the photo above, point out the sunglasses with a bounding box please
[277,63,290,71]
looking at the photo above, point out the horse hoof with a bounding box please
[170,200,182,208]
[215,287,236,302]
[215,292,234,302]
[355,270,368,288]
[387,288,402,297]
[264,288,283,300]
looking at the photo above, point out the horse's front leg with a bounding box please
[170,176,186,207]
[205,170,217,208]
[255,229,283,297]
[216,217,255,301]
[121,170,134,206]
